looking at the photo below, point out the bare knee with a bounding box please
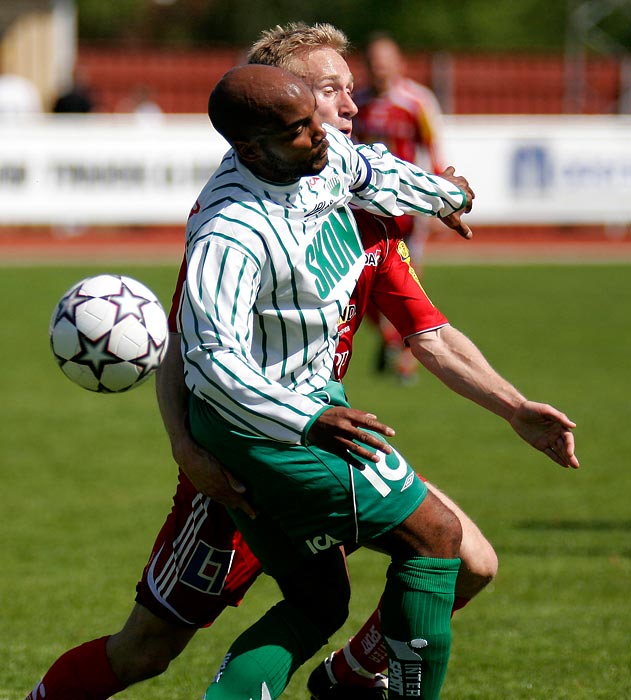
[424,480,497,594]
[457,542,498,598]
[455,510,499,596]
[469,543,498,582]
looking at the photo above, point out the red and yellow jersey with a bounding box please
[334,208,448,380]
[168,208,448,382]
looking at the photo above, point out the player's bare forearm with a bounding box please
[180,444,257,517]
[155,333,255,516]
[409,326,526,419]
[307,406,395,466]
[409,326,579,468]
[155,333,192,452]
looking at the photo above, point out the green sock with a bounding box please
[380,556,461,700]
[205,600,328,700]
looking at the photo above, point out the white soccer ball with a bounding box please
[49,274,169,393]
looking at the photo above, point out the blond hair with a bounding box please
[247,22,349,77]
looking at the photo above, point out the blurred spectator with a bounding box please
[355,32,445,240]
[52,69,94,113]
[0,72,42,117]
[354,33,447,382]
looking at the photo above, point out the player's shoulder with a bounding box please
[398,77,436,97]
[323,124,359,165]
[323,123,353,148]
[393,78,439,108]
[187,181,267,260]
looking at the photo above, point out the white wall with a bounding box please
[1,114,630,227]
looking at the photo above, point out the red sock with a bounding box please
[25,636,126,700]
[330,595,472,686]
[330,605,387,688]
[452,595,470,615]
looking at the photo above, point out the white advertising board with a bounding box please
[0,114,228,226]
[442,115,631,225]
[1,114,630,226]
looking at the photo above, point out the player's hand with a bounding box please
[438,166,474,239]
[307,406,395,468]
[510,400,580,469]
[173,435,257,518]
[440,210,473,240]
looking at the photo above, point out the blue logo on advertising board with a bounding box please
[511,144,553,193]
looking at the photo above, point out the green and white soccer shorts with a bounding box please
[189,381,427,577]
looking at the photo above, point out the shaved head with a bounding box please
[207,63,329,183]
[208,64,313,144]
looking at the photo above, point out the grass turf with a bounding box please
[1,263,630,699]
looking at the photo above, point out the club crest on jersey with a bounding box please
[326,175,342,196]
[305,209,362,299]
[397,239,422,287]
[397,239,412,263]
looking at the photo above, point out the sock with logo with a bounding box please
[380,556,460,700]
[330,604,387,687]
[25,636,126,700]
[205,601,328,700]
[329,591,472,688]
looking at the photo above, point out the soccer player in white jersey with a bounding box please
[178,61,568,700]
[182,63,472,700]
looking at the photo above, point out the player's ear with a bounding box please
[234,138,262,163]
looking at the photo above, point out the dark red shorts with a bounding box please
[135,471,262,628]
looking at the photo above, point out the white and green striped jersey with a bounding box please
[180,125,465,444]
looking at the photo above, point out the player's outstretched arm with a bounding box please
[408,325,579,468]
[307,407,395,466]
[156,333,257,517]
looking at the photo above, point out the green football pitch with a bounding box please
[1,263,629,700]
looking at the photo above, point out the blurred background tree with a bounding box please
[75,0,631,52]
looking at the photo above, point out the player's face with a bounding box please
[366,39,402,93]
[255,90,329,183]
[296,48,357,137]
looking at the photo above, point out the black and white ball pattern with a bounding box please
[49,274,169,393]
